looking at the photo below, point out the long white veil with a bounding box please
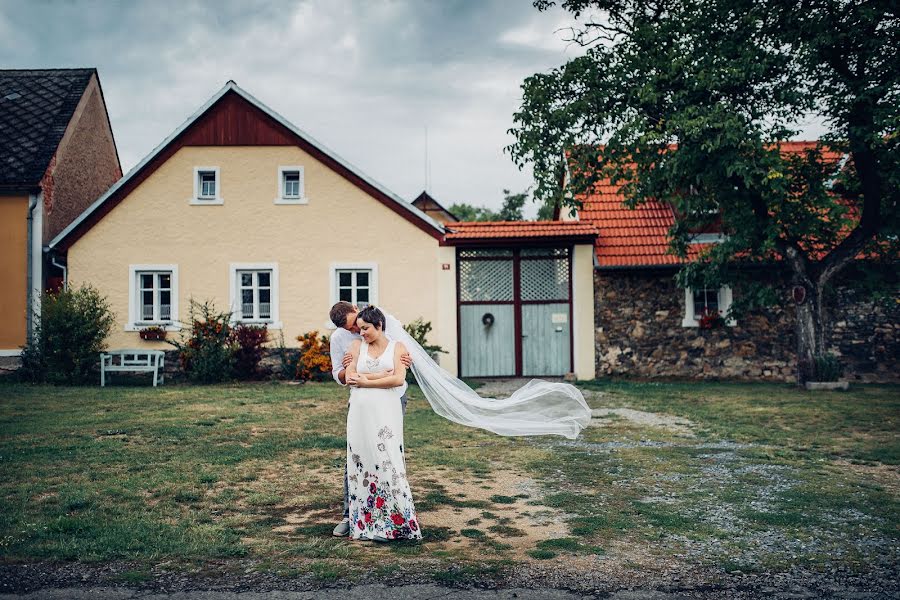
[385,314,591,440]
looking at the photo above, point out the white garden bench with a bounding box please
[100,350,165,387]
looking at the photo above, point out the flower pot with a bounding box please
[139,330,167,341]
[804,381,849,391]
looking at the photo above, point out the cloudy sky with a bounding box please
[1,0,590,218]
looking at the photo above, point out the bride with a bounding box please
[343,305,422,542]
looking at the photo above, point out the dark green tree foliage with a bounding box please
[509,0,898,383]
[448,202,499,222]
[20,285,115,385]
[449,189,533,221]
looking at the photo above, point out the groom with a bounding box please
[328,301,411,537]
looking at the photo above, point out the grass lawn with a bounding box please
[0,379,897,584]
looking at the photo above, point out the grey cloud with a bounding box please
[2,0,579,214]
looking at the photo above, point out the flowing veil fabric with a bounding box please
[385,314,592,440]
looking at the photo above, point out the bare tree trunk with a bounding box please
[794,281,826,385]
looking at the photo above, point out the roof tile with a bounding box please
[0,69,95,186]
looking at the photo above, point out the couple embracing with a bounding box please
[325,300,593,544]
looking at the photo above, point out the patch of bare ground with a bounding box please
[830,459,900,495]
[590,408,696,437]
[256,454,578,560]
[420,465,573,556]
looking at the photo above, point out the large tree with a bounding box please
[508,0,898,384]
[449,189,532,221]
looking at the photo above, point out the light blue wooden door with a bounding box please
[458,250,515,377]
[460,304,515,377]
[520,251,571,376]
[521,303,571,376]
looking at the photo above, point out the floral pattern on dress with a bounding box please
[348,438,421,541]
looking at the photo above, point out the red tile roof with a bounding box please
[444,220,599,243]
[577,141,853,268]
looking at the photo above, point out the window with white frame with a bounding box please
[331,264,377,308]
[275,166,306,204]
[192,167,222,203]
[229,263,281,327]
[127,265,179,330]
[682,285,735,327]
[238,270,271,320]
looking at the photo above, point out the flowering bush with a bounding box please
[296,330,332,381]
[698,307,726,329]
[167,300,234,383]
[231,324,269,380]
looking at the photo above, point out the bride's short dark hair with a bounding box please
[357,305,385,330]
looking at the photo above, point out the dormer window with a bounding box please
[275,166,306,204]
[191,167,222,204]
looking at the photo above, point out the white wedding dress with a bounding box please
[346,339,422,541]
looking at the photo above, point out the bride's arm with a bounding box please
[344,340,363,387]
[363,369,394,381]
[358,342,407,388]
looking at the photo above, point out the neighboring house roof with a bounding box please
[576,141,852,268]
[50,81,444,250]
[0,68,103,187]
[444,220,599,245]
[411,190,460,223]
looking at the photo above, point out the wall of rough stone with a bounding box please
[593,265,898,383]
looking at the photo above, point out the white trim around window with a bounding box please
[330,262,378,310]
[126,264,181,331]
[682,285,736,327]
[229,263,282,329]
[191,166,223,205]
[0,349,23,357]
[274,166,307,204]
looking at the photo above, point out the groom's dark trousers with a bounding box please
[343,392,408,519]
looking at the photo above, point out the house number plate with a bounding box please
[551,313,568,324]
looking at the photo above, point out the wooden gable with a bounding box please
[53,86,442,250]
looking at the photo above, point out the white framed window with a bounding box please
[191,166,223,204]
[682,285,735,327]
[275,166,306,204]
[127,264,180,331]
[330,263,378,310]
[229,263,281,328]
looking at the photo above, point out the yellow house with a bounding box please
[0,68,121,358]
[49,82,597,379]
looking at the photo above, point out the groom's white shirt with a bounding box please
[330,321,407,396]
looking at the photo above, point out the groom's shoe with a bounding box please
[332,518,350,537]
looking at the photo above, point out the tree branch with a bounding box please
[818,106,884,285]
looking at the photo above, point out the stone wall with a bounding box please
[594,265,898,383]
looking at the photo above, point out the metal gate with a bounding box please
[458,247,572,377]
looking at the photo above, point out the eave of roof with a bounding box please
[50,81,444,250]
[443,220,599,246]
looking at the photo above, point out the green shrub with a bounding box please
[814,353,844,382]
[275,331,300,380]
[19,284,115,385]
[402,318,447,382]
[403,318,446,357]
[167,300,234,383]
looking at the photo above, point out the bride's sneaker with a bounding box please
[372,534,391,543]
[332,518,350,537]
